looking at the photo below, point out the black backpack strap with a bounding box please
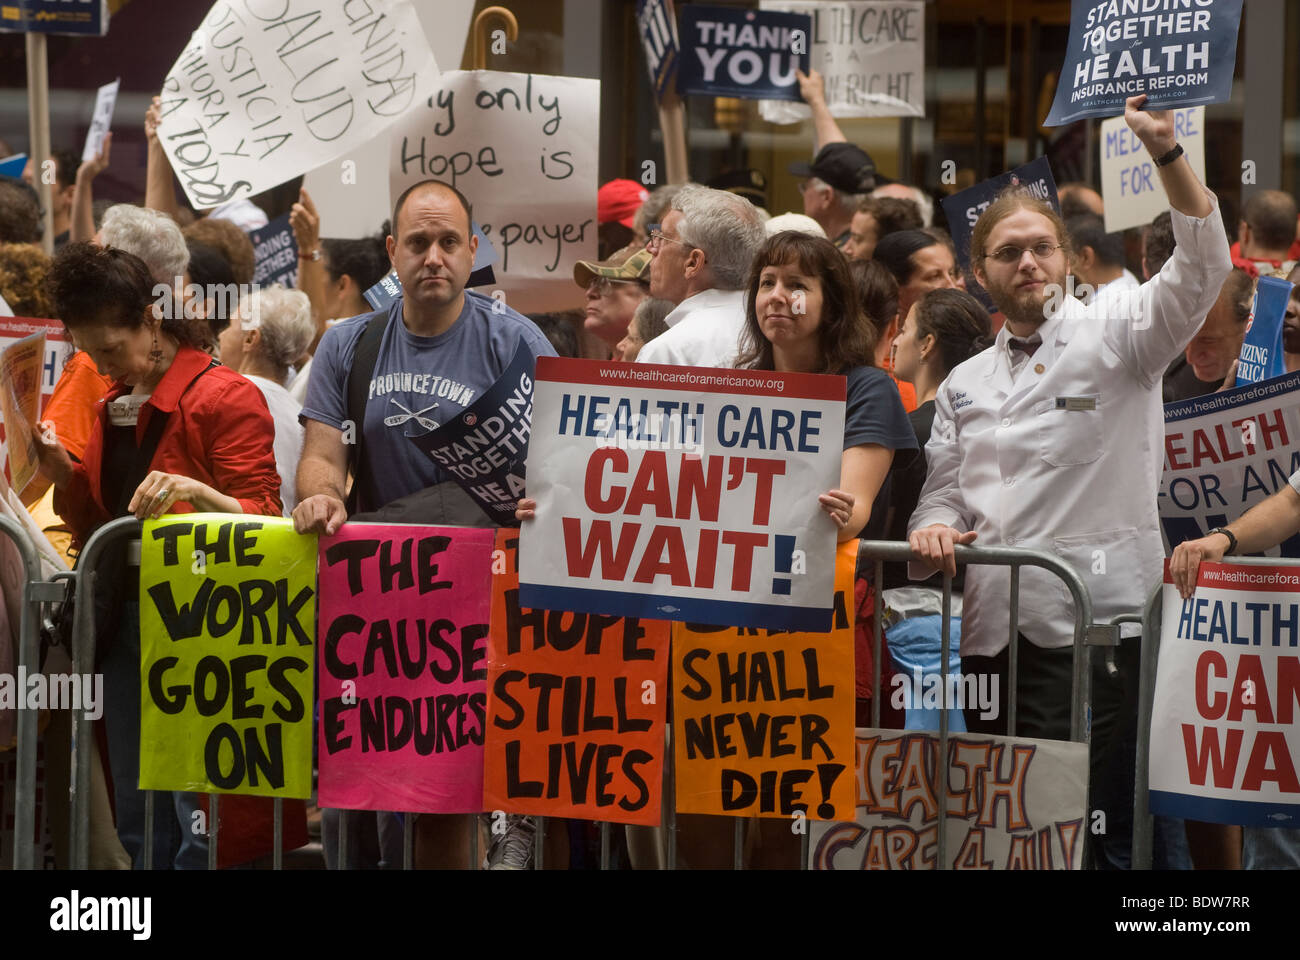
[345,311,391,514]
[112,359,219,516]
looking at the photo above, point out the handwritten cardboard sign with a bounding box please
[317,523,494,813]
[672,541,857,820]
[484,530,669,825]
[157,0,440,209]
[138,516,316,798]
[388,70,599,314]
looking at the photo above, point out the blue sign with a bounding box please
[1044,0,1242,127]
[0,0,108,36]
[677,5,811,102]
[408,342,535,526]
[0,154,26,178]
[1235,276,1295,386]
[362,223,498,311]
[248,213,298,290]
[939,157,1060,313]
[637,0,680,103]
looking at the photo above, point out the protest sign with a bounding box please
[758,1,924,123]
[157,0,439,210]
[810,728,1088,869]
[0,155,24,178]
[408,343,535,526]
[81,78,119,163]
[317,523,494,812]
[1099,105,1205,232]
[484,530,669,825]
[1236,277,1295,387]
[248,213,298,290]
[1160,371,1300,555]
[673,540,857,820]
[1151,563,1300,826]
[0,0,107,36]
[1044,0,1242,127]
[0,319,67,409]
[389,71,598,314]
[0,332,45,495]
[520,358,846,630]
[138,515,316,798]
[637,0,680,103]
[939,157,1059,313]
[677,5,810,102]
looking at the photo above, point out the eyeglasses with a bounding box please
[985,242,1063,265]
[587,277,640,297]
[646,224,694,254]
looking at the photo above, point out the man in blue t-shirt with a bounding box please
[294,179,556,532]
[293,180,554,870]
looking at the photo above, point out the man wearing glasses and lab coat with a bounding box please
[907,94,1233,743]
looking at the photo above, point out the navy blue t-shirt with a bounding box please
[301,291,556,508]
[843,365,918,455]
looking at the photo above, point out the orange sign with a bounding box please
[484,529,670,825]
[673,540,858,820]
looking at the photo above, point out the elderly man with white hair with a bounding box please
[637,184,766,368]
[218,286,316,515]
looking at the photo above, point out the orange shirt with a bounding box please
[43,350,113,462]
[879,354,917,412]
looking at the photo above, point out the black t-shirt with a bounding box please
[1163,355,1221,404]
[843,366,918,542]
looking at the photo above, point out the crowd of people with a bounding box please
[0,63,1297,872]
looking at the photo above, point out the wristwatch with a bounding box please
[1206,526,1238,556]
[1153,143,1183,167]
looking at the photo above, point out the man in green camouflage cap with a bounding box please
[574,244,651,354]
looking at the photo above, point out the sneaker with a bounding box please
[486,815,537,870]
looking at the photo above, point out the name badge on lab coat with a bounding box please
[1055,396,1097,412]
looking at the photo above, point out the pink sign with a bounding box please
[317,524,496,813]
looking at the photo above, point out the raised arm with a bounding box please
[71,132,111,243]
[290,188,329,354]
[1101,95,1232,386]
[144,96,180,220]
[797,69,847,151]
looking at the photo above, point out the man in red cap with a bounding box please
[597,179,649,259]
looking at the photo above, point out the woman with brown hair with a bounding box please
[735,230,917,541]
[35,241,298,870]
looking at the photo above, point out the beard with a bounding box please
[983,265,1068,329]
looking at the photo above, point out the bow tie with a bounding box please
[1008,338,1040,357]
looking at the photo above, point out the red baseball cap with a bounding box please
[598,179,649,228]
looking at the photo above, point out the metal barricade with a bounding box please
[1,513,57,870]
[851,540,1098,871]
[62,524,1104,871]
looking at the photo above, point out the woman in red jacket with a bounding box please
[37,242,301,869]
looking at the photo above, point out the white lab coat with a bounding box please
[909,191,1232,656]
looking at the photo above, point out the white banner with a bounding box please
[1159,373,1300,556]
[81,78,119,163]
[519,358,844,631]
[157,0,440,210]
[1100,106,1206,232]
[388,70,599,315]
[810,728,1089,869]
[1152,567,1300,826]
[758,1,924,123]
